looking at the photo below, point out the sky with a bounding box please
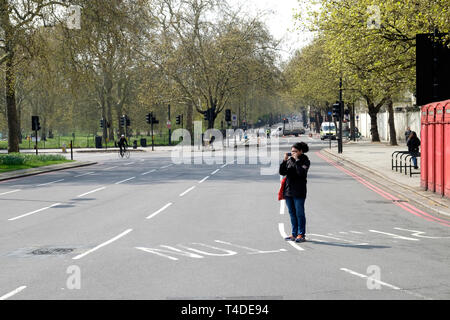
[227,0,315,62]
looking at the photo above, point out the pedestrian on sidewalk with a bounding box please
[407,131,420,169]
[404,127,412,144]
[279,142,310,243]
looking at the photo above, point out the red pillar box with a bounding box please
[420,105,428,190]
[435,103,445,195]
[427,103,437,192]
[444,101,450,198]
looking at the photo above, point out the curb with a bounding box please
[0,161,97,182]
[320,148,450,218]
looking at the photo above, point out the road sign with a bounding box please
[167,120,171,129]
[232,114,237,126]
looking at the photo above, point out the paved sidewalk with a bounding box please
[321,140,450,218]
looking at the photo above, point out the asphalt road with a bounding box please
[0,136,449,300]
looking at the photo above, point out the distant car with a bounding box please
[320,122,337,140]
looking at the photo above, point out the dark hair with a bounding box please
[292,142,309,154]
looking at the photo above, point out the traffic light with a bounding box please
[225,109,231,122]
[120,116,125,127]
[126,117,130,126]
[32,116,41,131]
[146,113,152,124]
[204,109,209,121]
[332,102,341,119]
[100,119,105,129]
[176,115,182,125]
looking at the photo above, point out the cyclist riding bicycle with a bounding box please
[118,134,128,156]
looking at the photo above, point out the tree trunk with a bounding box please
[387,97,398,146]
[366,96,381,142]
[186,101,193,145]
[5,45,19,153]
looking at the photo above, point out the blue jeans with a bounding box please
[410,152,418,168]
[285,196,306,237]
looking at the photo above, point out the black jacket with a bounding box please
[407,136,420,153]
[279,154,310,199]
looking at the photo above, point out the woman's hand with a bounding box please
[284,153,290,161]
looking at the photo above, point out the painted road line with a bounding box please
[0,286,27,300]
[211,169,220,175]
[77,187,106,198]
[214,240,287,254]
[73,229,133,260]
[278,223,305,251]
[0,189,21,196]
[179,186,196,197]
[199,176,210,184]
[147,203,173,220]
[393,227,450,239]
[279,199,285,215]
[349,231,364,234]
[8,203,62,221]
[340,268,431,300]
[221,164,228,168]
[141,169,156,176]
[36,179,64,187]
[103,166,118,171]
[160,164,174,169]
[369,230,419,241]
[74,172,95,178]
[115,177,136,185]
[309,233,356,243]
[124,162,135,166]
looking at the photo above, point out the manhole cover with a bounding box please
[29,248,74,255]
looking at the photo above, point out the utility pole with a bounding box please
[168,104,172,146]
[338,77,343,154]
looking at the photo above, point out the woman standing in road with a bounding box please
[279,142,310,243]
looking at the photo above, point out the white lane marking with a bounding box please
[349,231,364,234]
[214,240,287,254]
[8,203,62,221]
[36,179,64,187]
[339,232,349,235]
[160,164,174,169]
[279,199,285,215]
[141,169,156,176]
[77,187,106,198]
[115,177,136,185]
[221,164,228,168]
[393,227,450,239]
[340,268,431,300]
[0,286,27,300]
[103,166,118,171]
[179,186,195,197]
[74,172,94,178]
[0,189,21,196]
[309,233,355,243]
[198,176,210,184]
[277,223,305,251]
[211,169,220,175]
[369,230,419,241]
[124,162,135,166]
[147,203,173,220]
[73,229,133,260]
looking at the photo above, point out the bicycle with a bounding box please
[118,148,130,159]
